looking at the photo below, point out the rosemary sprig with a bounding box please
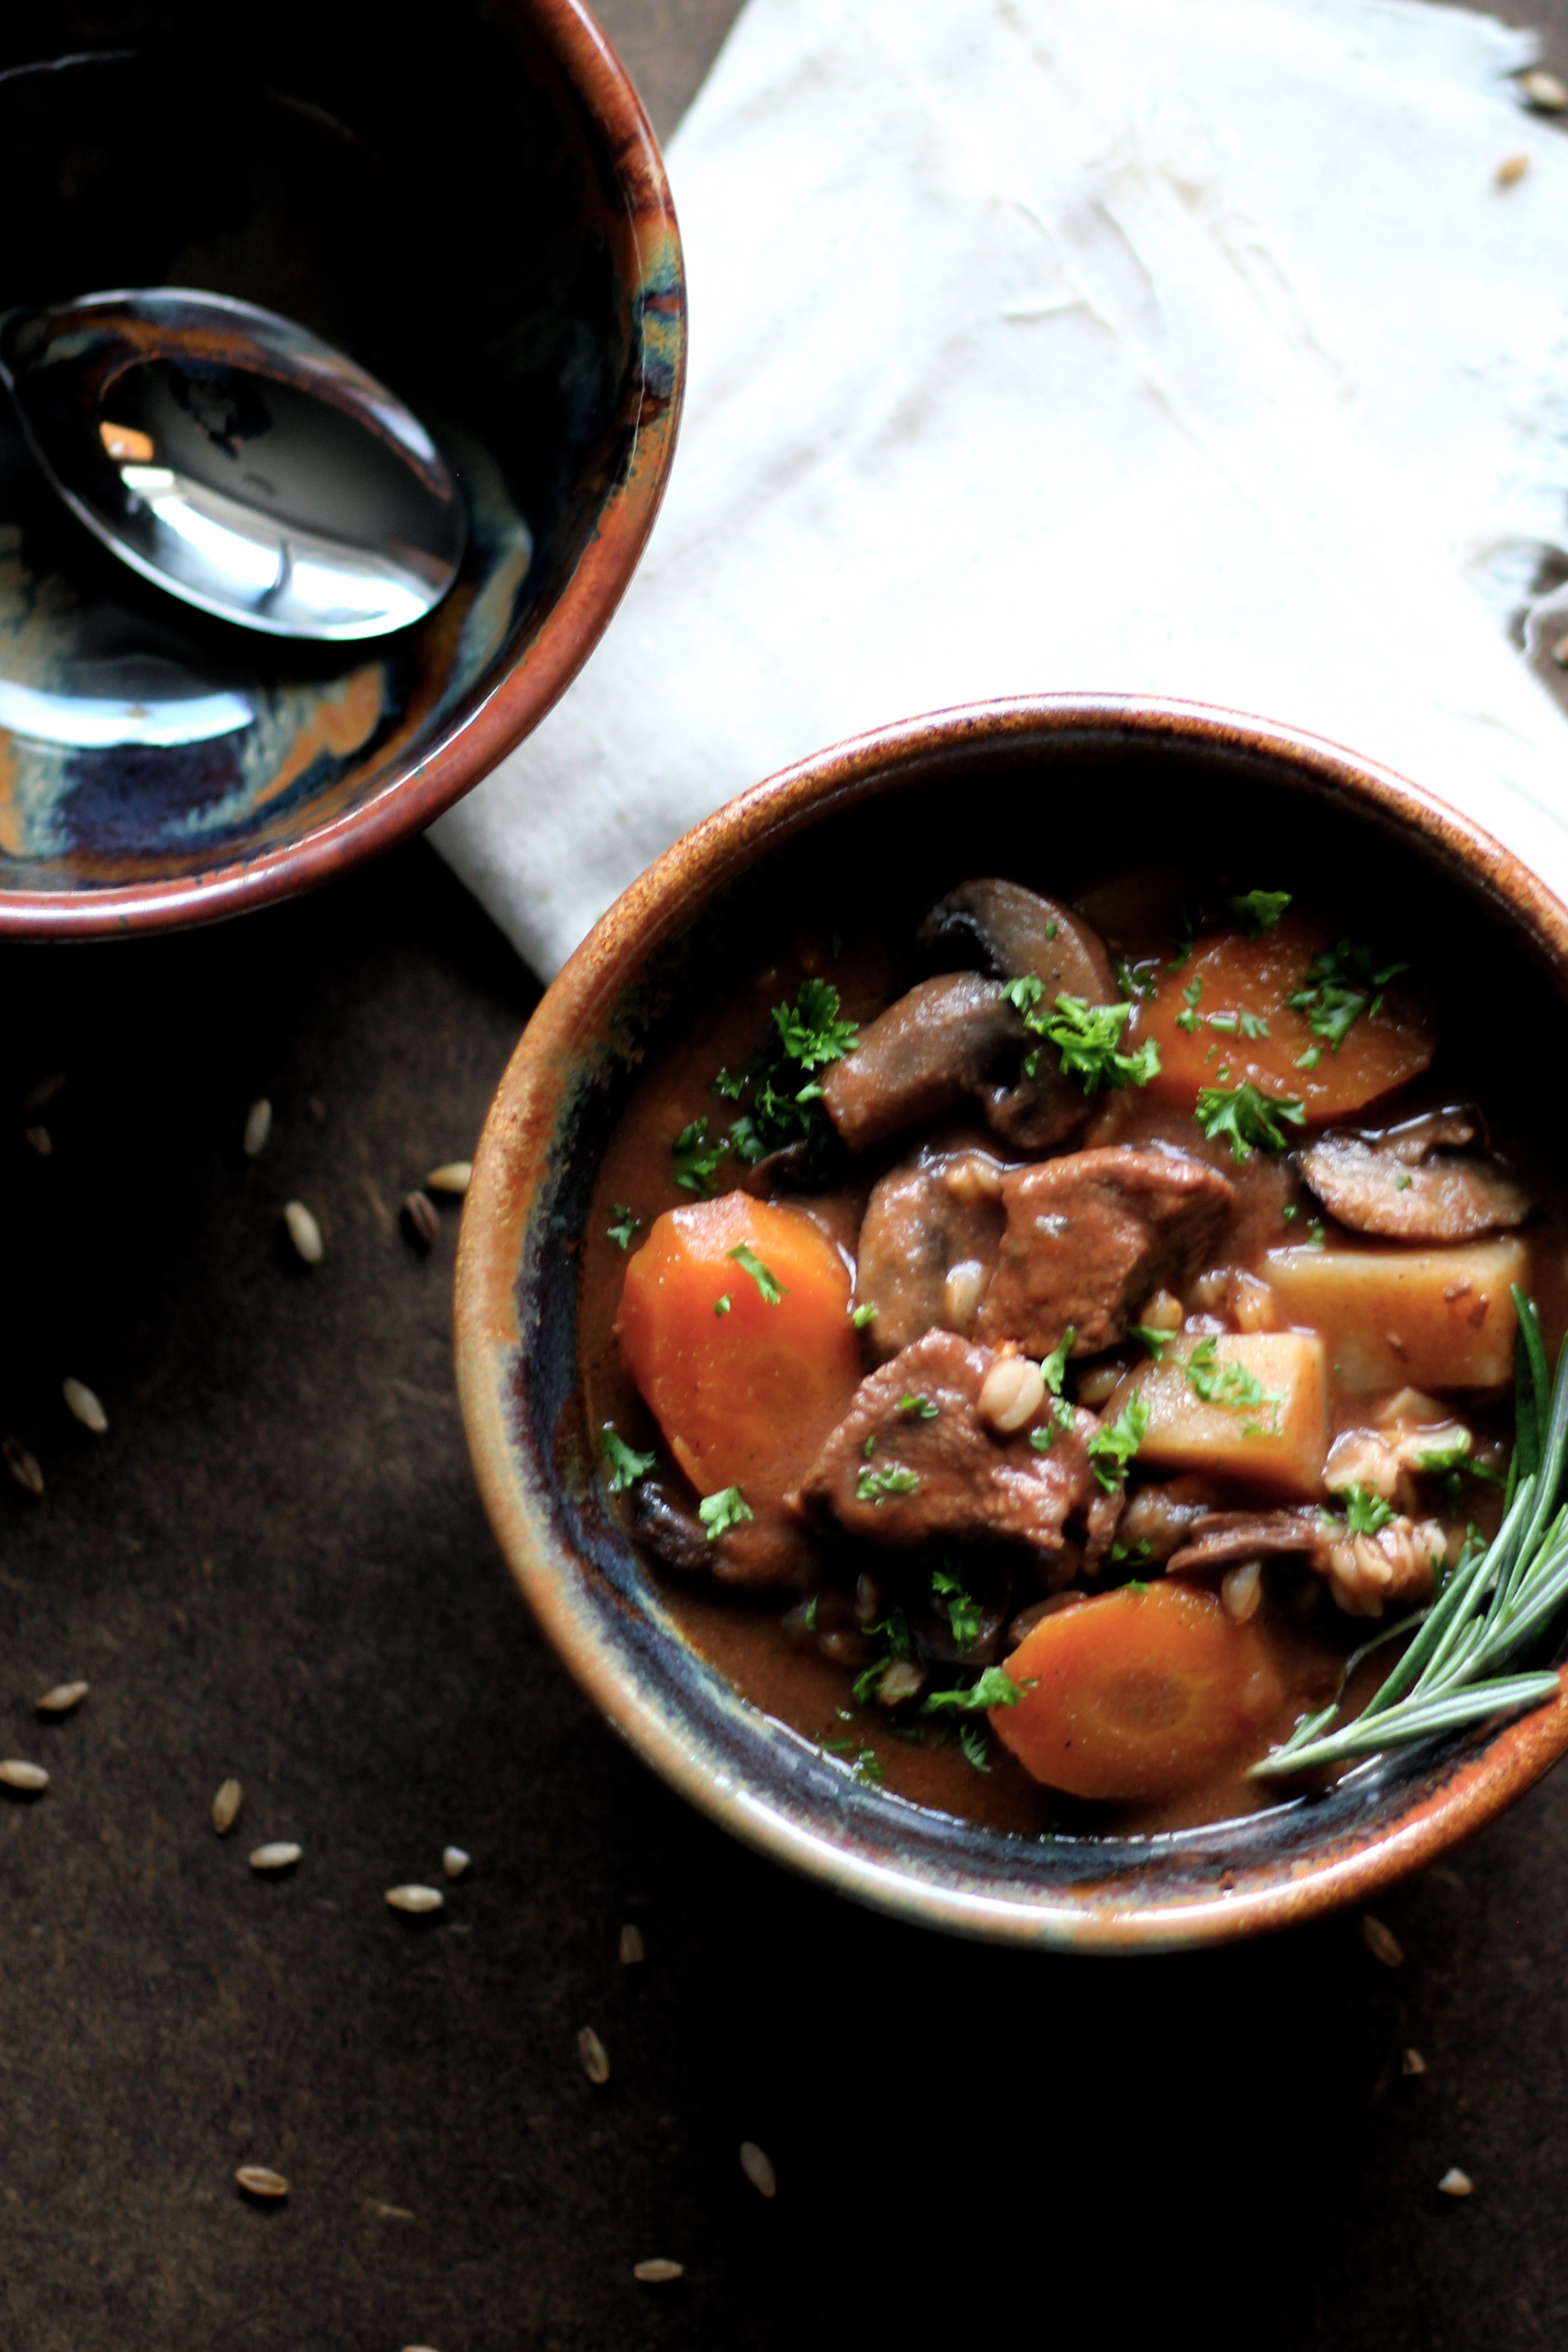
[1252,1285,1567,1777]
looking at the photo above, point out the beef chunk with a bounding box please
[975,1147,1234,1356]
[795,1329,1097,1556]
[855,1150,1007,1359]
[1299,1110,1530,1243]
[819,974,1090,1154]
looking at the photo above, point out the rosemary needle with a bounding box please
[1253,1286,1567,1777]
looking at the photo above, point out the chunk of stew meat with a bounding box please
[796,1329,1120,1563]
[855,1149,1006,1359]
[976,1147,1234,1356]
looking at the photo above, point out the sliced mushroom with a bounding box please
[632,1478,819,1590]
[1298,1109,1530,1243]
[1116,1474,1228,1563]
[1166,1504,1445,1618]
[819,974,1090,1153]
[918,880,1116,1002]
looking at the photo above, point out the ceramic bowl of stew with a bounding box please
[0,0,683,935]
[454,695,1568,1951]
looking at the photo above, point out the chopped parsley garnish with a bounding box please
[1395,1173,1413,1191]
[1229,889,1292,935]
[932,1563,982,1650]
[803,1594,820,1632]
[922,1666,1031,1712]
[1002,980,1161,1092]
[1238,1012,1270,1040]
[1330,1483,1395,1538]
[1416,1445,1502,1484]
[863,1434,877,1458]
[698,1485,754,1539]
[727,1240,786,1304]
[1308,1221,1326,1248]
[1295,1045,1323,1071]
[1176,978,1202,1032]
[1130,1324,1172,1361]
[606,1204,642,1250]
[601,1426,657,1492]
[856,1463,921,1505]
[672,1116,725,1195]
[851,1607,915,1702]
[1109,1537,1155,1567]
[1194,1080,1306,1162]
[958,1723,990,1773]
[851,1301,879,1328]
[898,1392,940,1420]
[724,977,859,1170]
[1184,1337,1280,1430]
[1167,912,1196,971]
[1086,1395,1147,1491]
[851,1747,884,1784]
[1029,1327,1078,1448]
[1281,1202,1299,1222]
[713,1293,732,1317]
[1286,938,1409,1053]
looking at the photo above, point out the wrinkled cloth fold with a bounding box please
[434,0,1568,979]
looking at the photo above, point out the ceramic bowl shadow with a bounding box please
[0,0,683,933]
[454,696,1568,1950]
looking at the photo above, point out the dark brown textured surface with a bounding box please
[8,2,1568,2346]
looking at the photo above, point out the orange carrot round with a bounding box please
[990,1582,1281,1800]
[617,1193,862,1503]
[1129,913,1434,1123]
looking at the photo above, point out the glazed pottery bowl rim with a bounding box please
[454,691,1568,1952]
[0,0,684,940]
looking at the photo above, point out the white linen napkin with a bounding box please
[433,0,1568,980]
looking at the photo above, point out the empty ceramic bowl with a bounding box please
[0,0,683,933]
[453,696,1568,1949]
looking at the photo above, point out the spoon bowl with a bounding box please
[0,289,465,641]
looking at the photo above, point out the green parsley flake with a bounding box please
[857,1463,921,1505]
[1184,1337,1280,1428]
[1331,1483,1395,1538]
[713,1294,732,1317]
[601,1426,656,1492]
[1295,1045,1324,1071]
[1176,977,1203,1033]
[1129,1323,1172,1362]
[1229,889,1292,935]
[672,1116,725,1195]
[851,1301,879,1328]
[724,977,860,1171]
[1308,1221,1326,1249]
[932,1564,982,1650]
[1286,938,1409,1053]
[898,1392,940,1420]
[1167,912,1196,971]
[803,1594,820,1632]
[1086,1395,1148,1491]
[606,1204,642,1250]
[1002,979,1161,1093]
[727,1240,786,1304]
[958,1722,991,1773]
[922,1666,1031,1713]
[1194,1080,1307,1162]
[698,1485,754,1540]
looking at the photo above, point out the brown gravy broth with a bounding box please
[579,869,1568,1837]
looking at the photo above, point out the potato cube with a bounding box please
[1262,1238,1524,1393]
[1110,1332,1328,1500]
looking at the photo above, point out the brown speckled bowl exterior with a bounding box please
[454,696,1568,1950]
[0,0,683,936]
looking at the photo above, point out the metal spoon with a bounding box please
[0,288,465,642]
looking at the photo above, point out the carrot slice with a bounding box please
[1129,913,1434,1123]
[617,1193,862,1503]
[990,1583,1281,1800]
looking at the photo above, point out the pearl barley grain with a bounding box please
[578,2027,611,2085]
[442,1846,471,1880]
[0,1760,48,1791]
[1520,66,1568,110]
[36,1682,87,1715]
[236,2166,289,2198]
[740,2142,777,2197]
[1361,1914,1404,1968]
[243,1099,272,1157]
[386,1885,444,1915]
[425,1162,471,1195]
[62,1378,107,1433]
[212,1780,243,1835]
[250,1842,301,1872]
[619,1923,645,1965]
[284,1202,323,1264]
[633,2260,684,2284]
[1438,2167,1473,2197]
